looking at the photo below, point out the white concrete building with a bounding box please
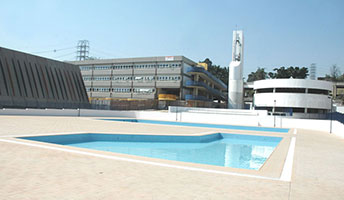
[253,79,333,119]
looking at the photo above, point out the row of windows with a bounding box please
[80,63,181,71]
[87,87,156,93]
[94,66,111,70]
[257,107,328,114]
[156,76,181,81]
[83,76,181,82]
[132,88,156,93]
[256,88,330,95]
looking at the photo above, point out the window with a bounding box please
[292,107,305,113]
[133,88,155,94]
[93,76,111,81]
[158,64,170,68]
[308,89,329,95]
[93,88,110,92]
[132,76,155,81]
[157,75,181,81]
[133,64,157,69]
[275,88,305,93]
[83,77,92,81]
[113,76,132,81]
[114,65,132,70]
[134,76,143,81]
[80,66,92,71]
[307,108,326,114]
[112,88,131,93]
[256,88,273,93]
[144,76,155,81]
[94,65,111,70]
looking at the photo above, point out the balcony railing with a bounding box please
[186,80,226,100]
[185,94,211,101]
[187,67,227,90]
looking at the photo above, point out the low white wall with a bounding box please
[0,108,79,116]
[179,112,260,126]
[80,109,136,118]
[0,108,343,138]
[169,106,268,116]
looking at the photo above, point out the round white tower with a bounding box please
[228,30,244,109]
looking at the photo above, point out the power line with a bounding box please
[92,48,116,57]
[53,51,76,59]
[32,46,75,54]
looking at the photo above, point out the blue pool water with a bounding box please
[102,119,289,133]
[19,133,282,170]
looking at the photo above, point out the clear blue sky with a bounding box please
[0,0,343,79]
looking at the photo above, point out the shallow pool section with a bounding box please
[19,133,282,170]
[102,119,289,133]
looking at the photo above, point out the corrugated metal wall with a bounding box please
[0,47,89,109]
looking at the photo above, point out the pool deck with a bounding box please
[0,115,343,199]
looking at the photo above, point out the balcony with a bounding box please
[185,81,226,100]
[185,94,211,101]
[187,67,227,90]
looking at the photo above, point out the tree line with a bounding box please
[202,58,342,84]
[247,66,309,82]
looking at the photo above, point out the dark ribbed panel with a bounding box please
[0,57,9,96]
[57,68,70,101]
[0,47,90,109]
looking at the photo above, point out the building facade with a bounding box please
[70,56,227,109]
[333,82,344,105]
[253,79,332,119]
[0,47,90,109]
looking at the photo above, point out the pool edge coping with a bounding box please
[0,130,295,182]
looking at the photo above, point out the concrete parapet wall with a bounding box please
[0,108,343,137]
[169,106,268,116]
[0,108,80,116]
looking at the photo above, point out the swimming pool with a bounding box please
[19,133,282,170]
[101,118,290,133]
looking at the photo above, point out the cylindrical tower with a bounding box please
[228,30,244,109]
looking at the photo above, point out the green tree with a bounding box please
[268,66,309,79]
[202,58,213,68]
[208,64,229,86]
[247,67,267,82]
[201,58,229,86]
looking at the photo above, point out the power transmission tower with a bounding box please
[76,40,89,61]
[310,63,316,80]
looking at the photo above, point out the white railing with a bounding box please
[168,106,268,116]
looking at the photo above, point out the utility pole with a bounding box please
[76,40,89,61]
[273,100,276,128]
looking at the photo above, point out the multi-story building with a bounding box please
[70,56,227,109]
[333,82,344,105]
